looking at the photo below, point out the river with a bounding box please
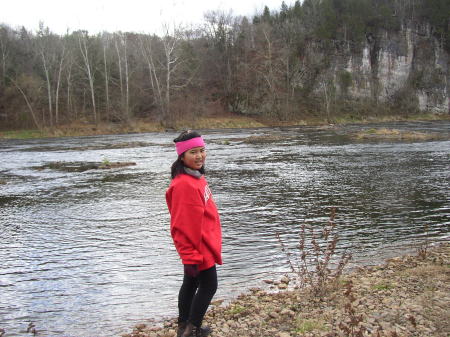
[0,121,449,337]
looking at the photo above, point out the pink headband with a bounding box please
[175,136,205,155]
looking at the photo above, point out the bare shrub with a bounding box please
[276,207,352,296]
[417,223,430,259]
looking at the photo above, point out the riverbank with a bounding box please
[0,112,448,139]
[123,242,449,337]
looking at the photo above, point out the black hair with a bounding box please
[171,130,205,179]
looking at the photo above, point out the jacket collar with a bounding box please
[184,167,203,179]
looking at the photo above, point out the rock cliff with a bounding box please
[306,25,449,114]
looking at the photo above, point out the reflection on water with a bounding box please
[0,121,449,337]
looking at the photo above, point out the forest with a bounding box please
[0,0,448,131]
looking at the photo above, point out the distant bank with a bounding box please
[0,113,448,140]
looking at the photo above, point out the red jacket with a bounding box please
[166,173,223,271]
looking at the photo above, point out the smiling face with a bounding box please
[181,146,206,170]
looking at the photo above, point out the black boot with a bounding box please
[177,321,187,337]
[181,322,211,337]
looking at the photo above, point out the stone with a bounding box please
[280,309,295,317]
[135,324,147,331]
[281,276,290,284]
[211,299,224,306]
[269,312,279,319]
[278,332,291,337]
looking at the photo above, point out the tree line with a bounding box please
[0,0,448,130]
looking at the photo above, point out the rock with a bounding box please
[278,283,288,290]
[99,161,137,169]
[226,320,235,327]
[211,299,224,306]
[278,332,291,337]
[34,161,136,172]
[269,312,279,319]
[135,324,147,331]
[281,276,290,284]
[280,309,295,317]
[158,332,174,337]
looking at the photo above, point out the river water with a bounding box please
[0,121,449,337]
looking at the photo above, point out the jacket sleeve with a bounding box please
[167,182,205,265]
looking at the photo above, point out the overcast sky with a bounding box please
[2,0,294,35]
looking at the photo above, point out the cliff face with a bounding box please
[310,25,449,114]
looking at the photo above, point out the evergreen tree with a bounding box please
[419,0,450,51]
[293,0,302,18]
[280,1,289,21]
[262,6,271,23]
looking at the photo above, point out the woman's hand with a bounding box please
[184,264,199,277]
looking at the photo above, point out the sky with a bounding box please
[2,0,295,35]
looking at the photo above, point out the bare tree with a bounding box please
[0,25,11,123]
[203,10,238,99]
[0,26,10,87]
[64,45,75,121]
[77,31,97,124]
[251,24,282,115]
[262,28,276,101]
[36,23,54,126]
[8,75,41,129]
[114,34,124,117]
[320,77,336,123]
[123,33,130,121]
[162,25,179,122]
[34,22,69,126]
[54,39,66,125]
[138,34,163,111]
[113,32,132,122]
[101,33,111,119]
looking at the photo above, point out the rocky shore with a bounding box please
[123,243,449,337]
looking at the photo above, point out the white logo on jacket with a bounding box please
[204,185,212,204]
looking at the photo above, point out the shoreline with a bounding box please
[0,113,448,140]
[123,242,449,337]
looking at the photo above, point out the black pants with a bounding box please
[178,265,217,327]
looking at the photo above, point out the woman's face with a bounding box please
[181,146,206,170]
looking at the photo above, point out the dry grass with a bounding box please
[175,115,265,130]
[0,116,266,139]
[2,113,449,140]
[354,128,446,141]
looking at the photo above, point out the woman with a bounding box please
[166,130,223,337]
